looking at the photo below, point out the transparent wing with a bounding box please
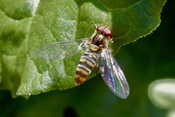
[99,48,130,99]
[34,38,89,60]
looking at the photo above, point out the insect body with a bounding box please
[35,25,130,99]
[75,26,111,85]
[75,49,99,84]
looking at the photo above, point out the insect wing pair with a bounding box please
[35,38,129,99]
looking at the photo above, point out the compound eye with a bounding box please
[96,26,104,32]
[96,26,113,38]
[104,28,112,38]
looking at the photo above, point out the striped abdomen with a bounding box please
[75,49,99,85]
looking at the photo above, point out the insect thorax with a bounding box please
[90,33,108,52]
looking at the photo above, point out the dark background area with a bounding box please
[0,0,174,117]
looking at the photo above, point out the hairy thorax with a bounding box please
[90,33,107,52]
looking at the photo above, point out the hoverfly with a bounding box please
[35,25,130,99]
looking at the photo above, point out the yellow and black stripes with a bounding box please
[75,49,99,85]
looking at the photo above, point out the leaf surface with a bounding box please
[0,0,167,96]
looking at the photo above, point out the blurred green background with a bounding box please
[0,0,175,117]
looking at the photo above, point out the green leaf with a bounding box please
[0,0,167,96]
[148,79,175,117]
[148,79,175,109]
